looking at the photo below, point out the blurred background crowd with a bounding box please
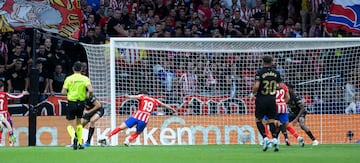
[0,0,359,114]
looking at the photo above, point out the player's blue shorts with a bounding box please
[263,113,289,124]
[124,117,147,133]
[276,113,289,124]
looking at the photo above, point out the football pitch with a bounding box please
[1,144,359,163]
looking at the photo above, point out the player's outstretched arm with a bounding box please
[7,91,29,99]
[125,94,141,99]
[159,101,177,114]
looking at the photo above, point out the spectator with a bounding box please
[7,33,19,56]
[81,28,97,44]
[36,61,49,102]
[0,64,7,91]
[48,64,66,94]
[35,44,51,72]
[6,45,29,70]
[203,60,217,92]
[81,14,96,38]
[44,38,55,57]
[0,33,8,64]
[95,4,106,23]
[94,26,106,44]
[208,16,225,36]
[308,17,326,37]
[107,9,129,37]
[290,22,305,37]
[178,61,198,97]
[49,46,72,75]
[99,7,113,28]
[6,58,29,93]
[19,38,31,55]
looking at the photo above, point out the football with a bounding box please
[98,138,109,147]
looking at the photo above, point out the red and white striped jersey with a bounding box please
[276,84,289,113]
[239,7,252,23]
[0,92,24,118]
[81,22,96,37]
[132,95,161,123]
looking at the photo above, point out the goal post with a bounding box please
[82,37,360,146]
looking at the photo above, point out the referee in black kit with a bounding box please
[61,61,93,150]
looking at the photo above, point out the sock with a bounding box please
[269,122,278,139]
[286,125,299,138]
[280,125,288,139]
[76,125,83,145]
[107,127,121,138]
[264,125,271,138]
[0,131,2,142]
[128,133,139,142]
[67,125,75,139]
[87,127,95,144]
[256,121,267,138]
[305,131,316,141]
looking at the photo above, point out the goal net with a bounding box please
[82,38,360,146]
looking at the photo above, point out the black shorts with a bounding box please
[289,111,307,122]
[66,101,85,120]
[82,107,105,120]
[255,96,276,120]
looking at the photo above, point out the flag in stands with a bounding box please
[326,0,360,34]
[0,0,82,40]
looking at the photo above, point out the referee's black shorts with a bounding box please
[255,96,276,120]
[66,101,85,120]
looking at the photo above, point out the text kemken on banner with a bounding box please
[0,0,82,40]
[326,0,360,34]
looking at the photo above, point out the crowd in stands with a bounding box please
[0,0,359,114]
[0,30,87,103]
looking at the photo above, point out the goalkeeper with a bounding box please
[81,95,104,147]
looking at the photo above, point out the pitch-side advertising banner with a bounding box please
[3,115,359,146]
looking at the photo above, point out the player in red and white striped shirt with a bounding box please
[265,83,304,147]
[0,81,28,146]
[99,90,176,146]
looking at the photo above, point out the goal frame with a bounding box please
[107,37,360,145]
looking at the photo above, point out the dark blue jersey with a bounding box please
[254,67,282,97]
[85,95,97,110]
[287,92,305,114]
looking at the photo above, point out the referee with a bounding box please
[61,61,93,150]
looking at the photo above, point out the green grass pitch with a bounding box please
[1,144,359,163]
